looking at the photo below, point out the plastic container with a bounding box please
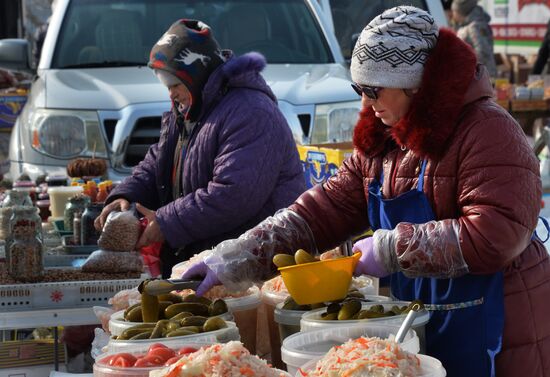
[93,342,212,377]
[274,302,305,344]
[296,353,446,377]
[260,281,290,370]
[106,321,241,353]
[13,180,37,203]
[300,301,430,353]
[282,323,419,376]
[45,175,68,187]
[108,309,235,337]
[48,186,83,219]
[225,285,262,354]
[279,252,360,305]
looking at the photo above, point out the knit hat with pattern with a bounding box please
[149,19,224,120]
[350,6,439,89]
[451,0,478,16]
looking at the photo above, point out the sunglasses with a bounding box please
[351,83,382,100]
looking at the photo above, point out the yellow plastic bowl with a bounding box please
[278,252,361,305]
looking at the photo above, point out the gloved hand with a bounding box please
[180,261,221,296]
[352,237,390,278]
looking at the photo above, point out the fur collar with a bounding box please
[352,28,479,159]
[222,52,267,77]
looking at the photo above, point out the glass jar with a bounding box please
[64,194,90,231]
[0,190,33,240]
[45,175,68,187]
[81,203,103,245]
[13,180,37,204]
[6,206,43,282]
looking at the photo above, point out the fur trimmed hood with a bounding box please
[352,28,492,159]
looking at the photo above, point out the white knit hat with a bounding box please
[350,6,439,89]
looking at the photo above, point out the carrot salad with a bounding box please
[150,341,287,377]
[300,337,421,377]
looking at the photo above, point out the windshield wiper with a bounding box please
[61,61,147,68]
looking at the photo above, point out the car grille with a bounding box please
[122,116,161,167]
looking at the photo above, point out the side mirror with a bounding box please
[0,39,33,74]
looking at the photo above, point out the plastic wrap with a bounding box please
[374,219,469,279]
[204,209,316,292]
[81,250,143,273]
[98,210,141,252]
[93,306,114,333]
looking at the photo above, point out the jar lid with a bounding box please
[36,199,50,206]
[13,180,35,188]
[45,175,68,186]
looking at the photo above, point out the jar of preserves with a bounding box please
[6,206,43,282]
[64,194,90,231]
[13,180,37,204]
[0,190,33,240]
[81,203,103,245]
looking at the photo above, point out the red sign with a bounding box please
[492,23,547,41]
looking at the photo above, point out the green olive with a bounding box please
[273,254,297,268]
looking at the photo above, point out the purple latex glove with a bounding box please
[180,261,221,296]
[352,237,390,278]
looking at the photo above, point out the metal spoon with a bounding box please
[395,302,422,344]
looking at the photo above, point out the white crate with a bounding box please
[0,279,141,311]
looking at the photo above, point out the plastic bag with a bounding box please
[97,209,141,252]
[91,328,110,360]
[93,306,114,333]
[81,249,143,273]
[108,287,141,312]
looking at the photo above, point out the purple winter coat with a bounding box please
[107,53,305,274]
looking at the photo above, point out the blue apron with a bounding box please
[367,158,504,377]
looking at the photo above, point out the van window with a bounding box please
[329,0,429,60]
[52,0,334,68]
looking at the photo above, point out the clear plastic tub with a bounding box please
[300,301,430,353]
[93,342,211,377]
[108,309,234,336]
[106,321,240,353]
[260,279,290,370]
[281,323,419,376]
[296,353,446,377]
[225,285,262,354]
[48,186,83,219]
[274,302,306,344]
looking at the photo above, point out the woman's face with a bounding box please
[168,83,192,113]
[361,87,416,126]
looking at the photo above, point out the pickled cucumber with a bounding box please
[203,317,227,332]
[209,299,228,316]
[180,316,208,327]
[337,299,362,320]
[140,280,160,323]
[273,254,296,268]
[165,329,197,337]
[294,249,317,264]
[123,303,141,320]
[125,306,143,322]
[129,330,153,340]
[158,293,183,303]
[165,302,210,318]
[183,294,212,306]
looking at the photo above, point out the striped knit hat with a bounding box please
[350,6,439,89]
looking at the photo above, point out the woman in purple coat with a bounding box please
[95,19,305,277]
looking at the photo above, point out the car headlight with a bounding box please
[28,109,107,158]
[311,101,361,144]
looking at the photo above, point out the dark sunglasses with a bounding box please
[351,83,382,100]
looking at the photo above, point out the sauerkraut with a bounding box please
[301,337,421,377]
[150,341,287,377]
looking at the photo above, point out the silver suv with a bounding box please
[0,0,446,181]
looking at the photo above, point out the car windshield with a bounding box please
[328,0,429,60]
[52,0,334,68]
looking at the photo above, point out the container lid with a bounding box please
[274,302,309,326]
[48,186,83,193]
[281,323,419,372]
[261,289,289,306]
[46,175,68,186]
[35,199,50,206]
[13,180,35,188]
[225,285,262,312]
